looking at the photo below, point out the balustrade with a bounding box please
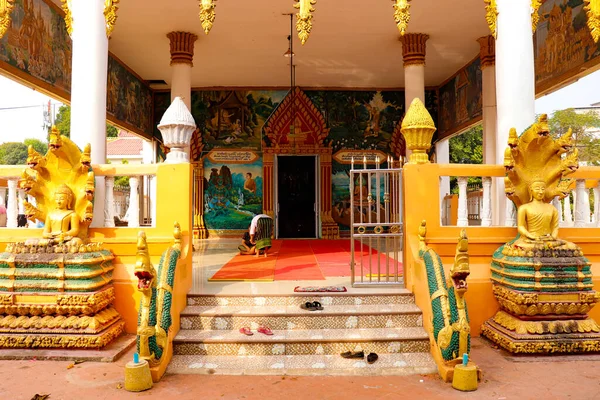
[438,165,600,228]
[0,164,156,229]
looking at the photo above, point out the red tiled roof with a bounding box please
[107,137,143,156]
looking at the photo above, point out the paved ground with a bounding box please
[2,338,600,400]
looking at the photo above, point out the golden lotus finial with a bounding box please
[173,221,182,251]
[0,0,15,39]
[418,220,427,252]
[400,98,436,164]
[294,0,316,45]
[199,0,216,35]
[392,0,411,36]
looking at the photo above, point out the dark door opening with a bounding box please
[277,156,316,238]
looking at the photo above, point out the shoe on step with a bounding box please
[239,327,253,336]
[341,351,364,359]
[367,353,378,364]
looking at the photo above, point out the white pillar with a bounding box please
[594,182,600,226]
[564,195,573,227]
[128,176,140,228]
[574,180,591,227]
[401,34,428,161]
[457,177,468,227]
[481,177,492,226]
[436,139,450,223]
[505,200,516,227]
[17,190,25,215]
[7,180,18,228]
[479,36,497,165]
[552,197,564,226]
[104,176,115,227]
[495,1,535,224]
[69,0,108,228]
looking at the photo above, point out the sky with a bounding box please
[1,69,600,145]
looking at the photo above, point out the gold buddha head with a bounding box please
[528,179,546,202]
[54,184,75,210]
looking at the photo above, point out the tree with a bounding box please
[448,125,483,193]
[0,142,28,165]
[548,108,600,165]
[50,105,120,139]
[24,138,48,155]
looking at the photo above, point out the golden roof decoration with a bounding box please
[104,0,119,38]
[294,0,316,45]
[0,0,15,39]
[392,0,411,36]
[585,0,600,43]
[199,0,216,35]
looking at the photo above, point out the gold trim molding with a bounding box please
[0,307,121,334]
[294,0,316,45]
[400,33,429,66]
[392,0,411,36]
[199,0,216,35]
[60,0,73,37]
[493,311,600,335]
[531,0,542,32]
[0,0,15,39]
[585,0,600,43]
[104,0,119,38]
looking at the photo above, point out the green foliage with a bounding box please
[23,138,48,155]
[0,142,28,165]
[548,108,600,166]
[50,105,120,139]
[448,125,483,193]
[114,159,130,187]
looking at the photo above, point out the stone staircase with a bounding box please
[167,291,436,376]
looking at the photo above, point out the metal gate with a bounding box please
[350,161,403,287]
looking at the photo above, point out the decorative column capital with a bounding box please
[167,31,198,66]
[477,35,496,69]
[400,33,429,66]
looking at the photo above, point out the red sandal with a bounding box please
[257,326,273,335]
[239,327,253,336]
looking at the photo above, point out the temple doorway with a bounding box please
[276,155,317,238]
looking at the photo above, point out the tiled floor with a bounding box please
[191,238,404,295]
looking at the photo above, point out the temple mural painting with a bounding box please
[535,0,599,91]
[106,57,153,136]
[0,0,71,97]
[203,152,263,230]
[437,57,482,140]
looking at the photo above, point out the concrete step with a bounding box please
[179,304,423,331]
[187,291,414,307]
[173,327,430,356]
[167,353,437,376]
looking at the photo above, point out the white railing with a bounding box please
[439,165,600,228]
[0,164,156,229]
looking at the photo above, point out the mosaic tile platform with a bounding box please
[170,293,435,375]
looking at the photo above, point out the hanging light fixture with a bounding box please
[283,35,295,58]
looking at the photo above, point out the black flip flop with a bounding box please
[301,302,317,311]
[341,351,364,359]
[312,301,324,310]
[367,353,378,364]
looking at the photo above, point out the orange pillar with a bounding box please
[263,152,274,218]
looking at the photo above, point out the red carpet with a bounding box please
[209,239,403,282]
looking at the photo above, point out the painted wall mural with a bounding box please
[0,0,153,136]
[106,56,153,135]
[203,152,263,230]
[437,57,482,140]
[154,89,438,232]
[0,0,71,96]
[535,0,599,91]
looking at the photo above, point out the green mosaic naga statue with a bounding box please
[135,222,181,367]
[418,221,471,369]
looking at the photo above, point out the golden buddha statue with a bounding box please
[41,184,83,247]
[516,180,559,242]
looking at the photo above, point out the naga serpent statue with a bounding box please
[135,222,181,369]
[418,221,472,380]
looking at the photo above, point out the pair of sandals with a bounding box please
[239,326,273,336]
[301,301,324,311]
[340,351,378,364]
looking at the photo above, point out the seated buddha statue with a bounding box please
[41,184,83,247]
[512,180,577,253]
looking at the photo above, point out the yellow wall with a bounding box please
[404,163,600,337]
